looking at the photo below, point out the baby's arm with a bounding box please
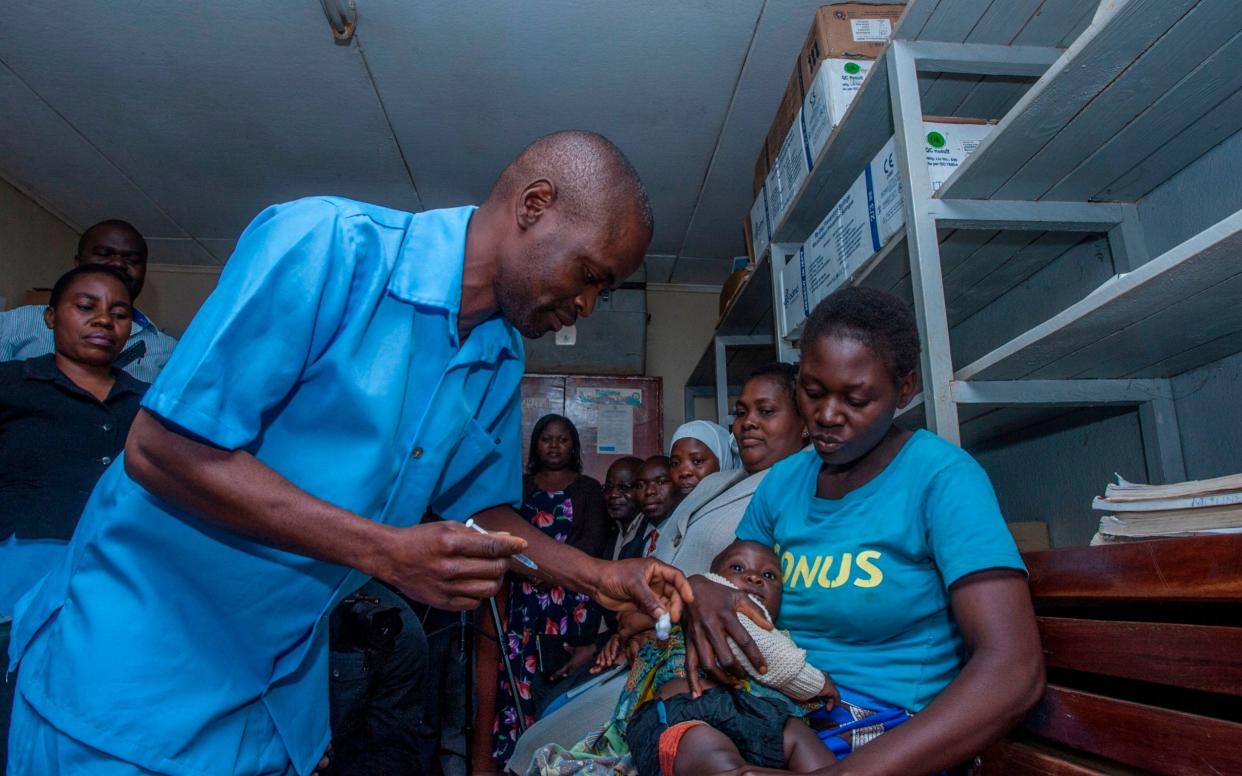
[728,613,837,703]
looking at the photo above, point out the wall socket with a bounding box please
[555,324,577,346]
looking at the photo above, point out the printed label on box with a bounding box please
[795,121,993,316]
[922,121,994,192]
[768,113,811,224]
[869,139,904,248]
[850,18,892,43]
[803,59,873,162]
[802,224,847,309]
[781,249,809,335]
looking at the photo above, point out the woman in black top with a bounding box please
[494,414,611,760]
[0,265,150,765]
[521,413,612,558]
[0,265,149,542]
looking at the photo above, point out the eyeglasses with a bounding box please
[635,476,672,488]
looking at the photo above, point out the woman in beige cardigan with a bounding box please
[509,363,808,773]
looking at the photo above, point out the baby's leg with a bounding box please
[672,723,748,776]
[782,718,838,772]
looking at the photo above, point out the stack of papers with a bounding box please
[1090,473,1242,544]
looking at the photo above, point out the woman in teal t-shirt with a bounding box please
[679,287,1044,775]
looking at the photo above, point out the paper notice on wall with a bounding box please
[576,387,643,406]
[596,405,634,454]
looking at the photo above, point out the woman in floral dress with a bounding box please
[493,414,612,763]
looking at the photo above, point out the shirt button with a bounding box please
[672,535,681,548]
[101,456,112,465]
[102,423,113,432]
[411,447,424,459]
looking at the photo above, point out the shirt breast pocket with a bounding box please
[432,418,514,522]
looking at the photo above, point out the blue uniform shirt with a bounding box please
[9,198,526,776]
[736,431,1024,712]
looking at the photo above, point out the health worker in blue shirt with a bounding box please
[6,131,692,776]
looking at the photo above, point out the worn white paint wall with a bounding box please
[646,287,722,446]
[972,409,1148,548]
[1141,129,1242,482]
[1139,130,1242,258]
[0,178,221,340]
[0,178,78,311]
[1173,350,1242,480]
[961,129,1242,546]
[140,265,221,337]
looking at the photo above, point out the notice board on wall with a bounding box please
[520,375,663,483]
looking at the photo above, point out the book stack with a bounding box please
[1090,472,1242,545]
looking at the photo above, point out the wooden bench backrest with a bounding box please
[972,534,1242,776]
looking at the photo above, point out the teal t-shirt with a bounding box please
[735,430,1024,712]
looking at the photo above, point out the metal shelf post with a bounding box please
[887,40,961,443]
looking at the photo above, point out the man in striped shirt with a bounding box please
[0,219,177,383]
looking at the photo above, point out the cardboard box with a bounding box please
[868,137,905,248]
[920,116,992,192]
[802,57,874,163]
[799,3,904,88]
[801,213,849,312]
[752,140,770,198]
[765,107,812,227]
[1008,521,1051,553]
[780,248,809,337]
[765,65,804,170]
[798,117,992,306]
[748,188,772,264]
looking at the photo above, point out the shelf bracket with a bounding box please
[900,40,1062,77]
[951,379,1172,406]
[683,385,715,426]
[768,243,802,363]
[1138,394,1187,484]
[1107,204,1149,273]
[713,334,775,425]
[927,200,1128,231]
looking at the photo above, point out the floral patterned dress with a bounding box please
[493,488,605,763]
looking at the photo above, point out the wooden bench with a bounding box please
[970,533,1242,775]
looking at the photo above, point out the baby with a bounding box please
[614,540,840,776]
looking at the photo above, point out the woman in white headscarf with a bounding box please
[668,419,741,496]
[512,364,808,775]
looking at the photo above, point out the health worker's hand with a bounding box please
[375,521,526,610]
[591,557,694,626]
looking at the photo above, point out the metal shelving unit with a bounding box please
[684,249,781,424]
[687,0,1242,469]
[897,0,1242,479]
[686,0,1088,424]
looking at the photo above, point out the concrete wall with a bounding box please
[0,178,78,311]
[972,409,1148,548]
[525,289,646,376]
[1172,345,1242,481]
[1139,129,1242,257]
[1139,130,1242,484]
[646,286,721,445]
[0,176,222,340]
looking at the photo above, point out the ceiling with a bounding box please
[0,0,906,285]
